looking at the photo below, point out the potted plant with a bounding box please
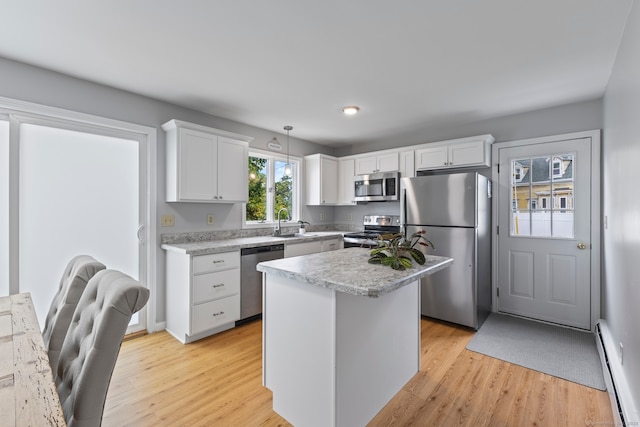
[298,220,310,234]
[368,230,434,270]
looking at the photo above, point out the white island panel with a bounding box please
[336,281,419,426]
[263,273,420,427]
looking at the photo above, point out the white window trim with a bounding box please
[0,95,158,333]
[243,148,301,229]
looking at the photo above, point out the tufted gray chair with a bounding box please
[55,269,149,427]
[43,255,106,374]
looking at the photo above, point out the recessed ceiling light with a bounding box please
[341,106,360,115]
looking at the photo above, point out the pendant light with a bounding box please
[284,125,293,176]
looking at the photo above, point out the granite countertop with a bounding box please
[257,247,453,298]
[161,231,346,255]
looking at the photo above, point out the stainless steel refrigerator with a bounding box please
[401,172,491,329]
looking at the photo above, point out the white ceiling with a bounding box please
[0,1,632,147]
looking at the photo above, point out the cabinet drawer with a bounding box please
[192,269,239,304]
[193,251,240,274]
[192,294,240,334]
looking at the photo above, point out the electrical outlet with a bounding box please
[320,212,325,221]
[620,342,624,364]
[347,213,353,221]
[207,214,215,225]
[161,214,175,227]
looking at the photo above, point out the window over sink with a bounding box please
[244,150,301,227]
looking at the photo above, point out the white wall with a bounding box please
[0,56,333,324]
[0,55,606,327]
[602,0,640,417]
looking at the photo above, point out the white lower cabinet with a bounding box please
[165,250,241,343]
[322,238,343,252]
[285,240,323,258]
[285,237,343,258]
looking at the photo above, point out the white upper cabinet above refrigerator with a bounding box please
[415,134,494,171]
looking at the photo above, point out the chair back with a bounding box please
[43,255,106,373]
[55,269,149,427]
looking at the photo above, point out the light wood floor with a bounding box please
[103,318,613,426]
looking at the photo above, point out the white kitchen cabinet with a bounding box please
[355,152,399,175]
[285,240,323,258]
[285,237,342,258]
[415,135,494,171]
[321,237,343,252]
[165,250,241,343]
[399,150,415,178]
[338,158,356,205]
[305,154,338,205]
[163,119,252,203]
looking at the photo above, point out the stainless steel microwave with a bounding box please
[353,171,400,202]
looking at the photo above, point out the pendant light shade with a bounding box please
[284,125,293,176]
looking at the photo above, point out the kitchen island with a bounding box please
[257,247,452,427]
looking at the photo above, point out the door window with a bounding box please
[510,154,575,238]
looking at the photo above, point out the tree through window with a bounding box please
[246,153,299,224]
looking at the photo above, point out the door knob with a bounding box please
[577,243,587,250]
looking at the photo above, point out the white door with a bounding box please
[16,118,148,334]
[496,136,596,329]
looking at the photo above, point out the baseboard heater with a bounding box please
[596,321,638,426]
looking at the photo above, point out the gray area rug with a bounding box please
[466,313,605,390]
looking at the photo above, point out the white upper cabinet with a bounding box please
[354,152,399,175]
[305,154,338,205]
[163,120,253,203]
[337,158,356,205]
[399,150,415,178]
[415,135,494,171]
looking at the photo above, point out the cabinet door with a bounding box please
[338,159,355,205]
[321,157,338,204]
[415,145,448,170]
[285,240,323,258]
[355,156,378,175]
[178,128,217,200]
[321,238,343,252]
[376,152,399,172]
[217,137,248,202]
[449,140,487,167]
[399,150,415,178]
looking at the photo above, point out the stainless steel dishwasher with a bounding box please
[240,244,284,321]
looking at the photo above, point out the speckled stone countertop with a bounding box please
[161,231,345,255]
[257,247,453,298]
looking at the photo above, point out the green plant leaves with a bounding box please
[366,230,433,270]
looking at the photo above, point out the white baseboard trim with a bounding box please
[152,321,166,333]
[596,320,639,425]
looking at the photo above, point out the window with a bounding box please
[245,151,300,225]
[514,163,524,182]
[510,153,575,238]
[552,158,562,177]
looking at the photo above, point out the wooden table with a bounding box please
[0,293,66,426]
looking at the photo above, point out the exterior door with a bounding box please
[495,135,597,329]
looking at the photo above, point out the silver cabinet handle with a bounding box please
[212,259,225,264]
[212,311,225,317]
[212,283,225,288]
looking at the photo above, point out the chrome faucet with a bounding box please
[273,208,289,236]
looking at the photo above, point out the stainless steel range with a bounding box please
[343,215,401,248]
